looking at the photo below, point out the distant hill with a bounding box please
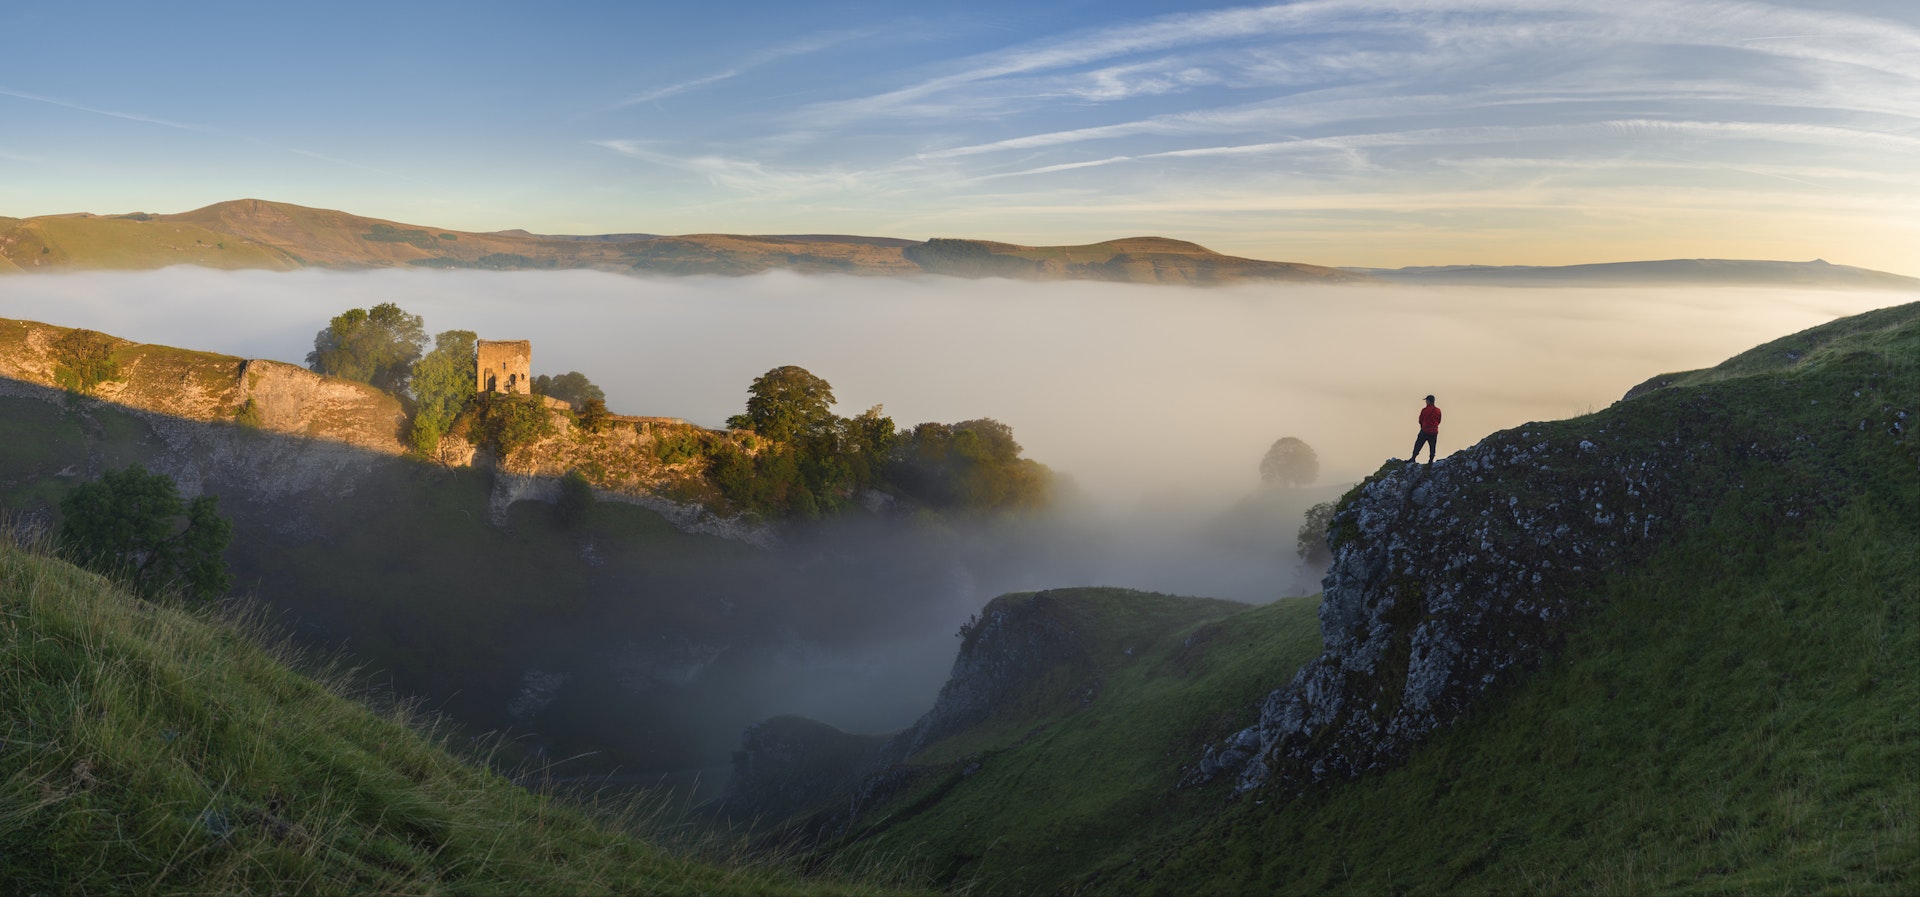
[0,198,1369,284]
[1350,257,1920,290]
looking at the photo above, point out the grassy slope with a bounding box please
[0,539,896,895]
[800,302,1920,894]
[1114,304,1920,894]
[0,215,299,271]
[818,589,1326,891]
[1131,495,1917,895]
[0,394,759,769]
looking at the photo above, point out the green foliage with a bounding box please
[1296,499,1336,567]
[437,232,457,241]
[576,397,611,434]
[1260,435,1319,487]
[306,302,427,396]
[727,365,837,443]
[889,418,1051,512]
[405,329,477,455]
[468,393,556,460]
[360,222,436,248]
[51,328,121,393]
[533,370,607,407]
[57,463,232,602]
[232,397,264,429]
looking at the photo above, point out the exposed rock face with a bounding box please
[1193,337,1919,794]
[875,591,1092,765]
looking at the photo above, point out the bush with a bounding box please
[52,329,121,393]
[58,464,232,601]
[469,393,556,460]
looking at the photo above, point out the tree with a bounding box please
[306,302,427,396]
[532,371,606,408]
[555,470,595,529]
[726,365,836,443]
[1261,436,1320,487]
[52,328,121,393]
[59,464,232,601]
[576,398,611,434]
[1296,499,1337,569]
[407,329,478,455]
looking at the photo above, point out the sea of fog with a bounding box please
[4,268,1905,500]
[3,269,1908,754]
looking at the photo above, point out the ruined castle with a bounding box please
[476,339,531,395]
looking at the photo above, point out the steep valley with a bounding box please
[722,301,1920,893]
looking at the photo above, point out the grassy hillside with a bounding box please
[1130,489,1917,894]
[779,302,1920,894]
[0,214,299,271]
[1,198,1376,283]
[789,589,1325,891]
[0,536,898,895]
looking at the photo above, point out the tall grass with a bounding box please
[0,525,912,895]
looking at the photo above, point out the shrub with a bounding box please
[58,464,232,601]
[52,329,121,393]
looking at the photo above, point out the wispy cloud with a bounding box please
[609,29,877,108]
[0,85,428,184]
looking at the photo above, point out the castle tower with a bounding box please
[476,339,531,395]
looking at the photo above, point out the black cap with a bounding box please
[1424,395,1435,402]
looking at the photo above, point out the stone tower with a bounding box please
[476,339,531,395]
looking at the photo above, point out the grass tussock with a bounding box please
[0,527,910,895]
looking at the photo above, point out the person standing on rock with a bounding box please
[1409,395,1441,464]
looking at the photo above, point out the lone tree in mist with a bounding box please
[1261,436,1320,488]
[59,464,232,602]
[727,365,837,442]
[307,302,427,396]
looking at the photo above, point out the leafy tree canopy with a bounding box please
[532,371,606,408]
[407,329,478,455]
[1261,436,1320,488]
[306,302,427,397]
[59,464,232,602]
[52,328,121,393]
[726,365,836,443]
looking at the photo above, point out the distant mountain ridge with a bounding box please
[2,199,1912,288]
[0,198,1370,285]
[1350,257,1920,289]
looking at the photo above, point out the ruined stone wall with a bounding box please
[475,339,531,395]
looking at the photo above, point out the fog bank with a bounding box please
[4,268,1904,505]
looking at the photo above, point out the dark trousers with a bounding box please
[1411,431,1438,462]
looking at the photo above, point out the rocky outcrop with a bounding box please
[875,590,1094,764]
[1192,309,1920,795]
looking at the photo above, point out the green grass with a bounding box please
[817,589,1326,892]
[0,216,298,271]
[0,534,908,895]
[1130,494,1916,895]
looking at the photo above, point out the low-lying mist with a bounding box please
[4,269,1907,761]
[6,268,1902,499]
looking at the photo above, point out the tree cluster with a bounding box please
[713,365,1050,518]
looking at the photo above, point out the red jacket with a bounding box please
[1419,405,1442,433]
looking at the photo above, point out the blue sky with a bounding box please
[3,0,1917,271]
